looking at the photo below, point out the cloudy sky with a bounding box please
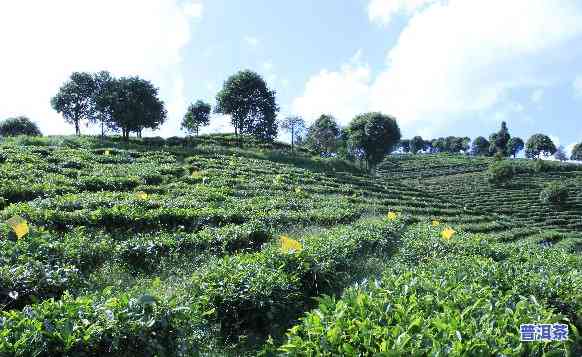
[1,0,581,152]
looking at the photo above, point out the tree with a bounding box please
[215,70,279,142]
[424,139,433,153]
[399,139,410,153]
[304,114,340,156]
[507,137,524,158]
[97,77,167,140]
[280,116,306,152]
[51,72,96,135]
[347,112,401,171]
[571,143,582,161]
[554,145,568,162]
[487,161,515,187]
[446,136,464,153]
[432,138,447,153]
[0,116,42,136]
[181,100,211,136]
[471,136,490,156]
[525,134,556,159]
[410,136,425,154]
[492,121,511,156]
[90,71,115,138]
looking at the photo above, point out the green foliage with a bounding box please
[279,116,306,152]
[346,112,402,170]
[471,136,490,155]
[526,134,557,159]
[0,116,42,137]
[215,70,279,141]
[51,72,96,136]
[304,114,340,157]
[487,160,515,186]
[507,137,525,158]
[271,224,581,356]
[490,121,511,156]
[1,134,581,355]
[540,182,569,206]
[0,293,197,356]
[181,100,211,136]
[409,135,425,154]
[97,76,167,140]
[432,136,471,154]
[572,142,582,161]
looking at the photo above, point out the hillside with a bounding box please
[0,135,580,356]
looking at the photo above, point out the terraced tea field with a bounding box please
[0,136,580,355]
[399,159,582,252]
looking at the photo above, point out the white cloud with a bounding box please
[296,0,582,136]
[531,89,544,103]
[573,76,582,98]
[183,0,203,18]
[549,135,561,147]
[369,0,582,133]
[292,51,371,125]
[244,36,260,47]
[0,0,201,137]
[199,114,234,135]
[368,0,437,25]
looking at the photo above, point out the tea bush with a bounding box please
[540,182,569,206]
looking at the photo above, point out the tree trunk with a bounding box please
[101,122,105,140]
[75,121,80,136]
[291,127,294,152]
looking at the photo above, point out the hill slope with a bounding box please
[0,136,580,355]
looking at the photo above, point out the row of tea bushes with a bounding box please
[268,223,582,355]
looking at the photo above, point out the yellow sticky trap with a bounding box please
[387,211,398,221]
[441,227,456,240]
[135,191,148,200]
[280,235,302,254]
[294,187,303,194]
[6,215,29,239]
[432,220,441,227]
[104,150,110,156]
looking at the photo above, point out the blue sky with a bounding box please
[1,0,581,154]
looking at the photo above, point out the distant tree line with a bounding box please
[5,69,578,163]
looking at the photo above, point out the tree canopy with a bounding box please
[182,100,211,136]
[51,72,96,135]
[491,121,511,156]
[0,116,42,137]
[96,76,167,140]
[280,116,306,152]
[215,70,279,142]
[304,114,340,156]
[571,143,582,161]
[347,112,401,170]
[472,136,490,156]
[410,136,426,154]
[525,134,556,159]
[507,137,524,158]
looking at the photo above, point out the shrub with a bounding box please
[540,182,569,206]
[142,136,166,146]
[0,293,197,356]
[487,161,515,186]
[0,116,42,137]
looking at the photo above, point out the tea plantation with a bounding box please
[0,135,580,356]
